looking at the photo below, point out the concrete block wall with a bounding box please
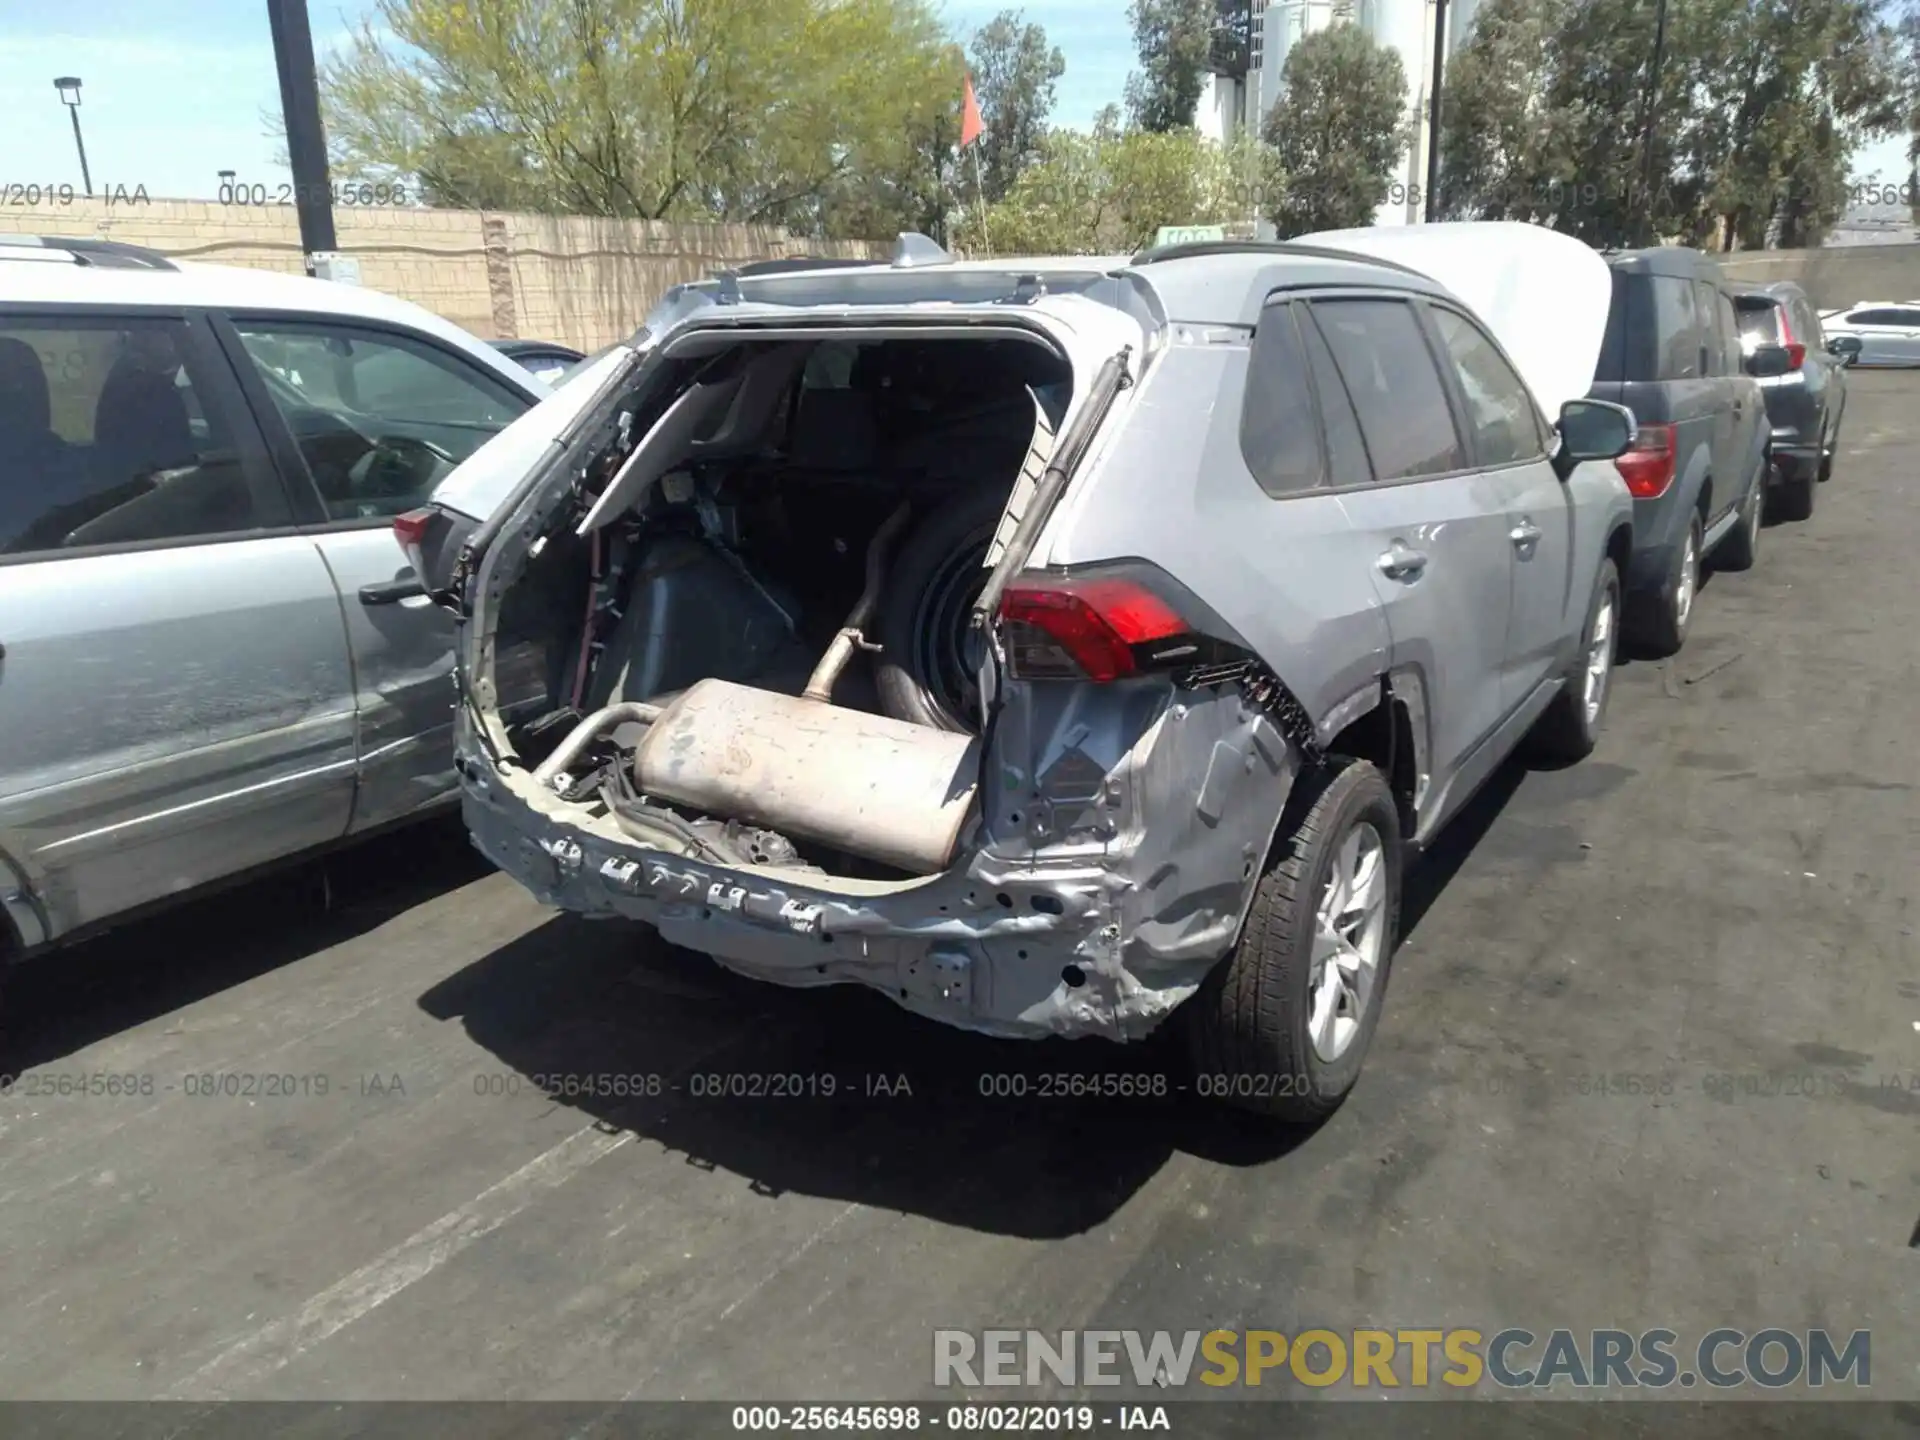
[0,198,887,349]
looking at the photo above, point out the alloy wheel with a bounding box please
[1309,821,1389,1063]
[1584,586,1616,724]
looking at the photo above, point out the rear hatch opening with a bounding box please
[467,322,1087,888]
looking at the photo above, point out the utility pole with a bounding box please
[1423,0,1450,222]
[265,0,339,276]
[1633,0,1669,246]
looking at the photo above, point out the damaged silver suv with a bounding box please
[414,222,1637,1120]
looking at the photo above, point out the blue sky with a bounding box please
[1,0,1909,203]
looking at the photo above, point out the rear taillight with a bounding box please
[1614,423,1677,499]
[999,575,1195,682]
[1776,306,1806,370]
[394,507,433,576]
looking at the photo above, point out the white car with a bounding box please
[1816,301,1920,367]
[0,234,548,955]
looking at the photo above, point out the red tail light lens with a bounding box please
[393,509,433,549]
[393,508,432,571]
[999,576,1191,682]
[1775,305,1805,369]
[1614,423,1677,499]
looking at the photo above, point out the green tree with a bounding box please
[969,12,1066,203]
[1125,0,1215,133]
[982,124,1272,253]
[319,0,957,234]
[1261,24,1411,234]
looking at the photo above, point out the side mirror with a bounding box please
[1827,335,1862,366]
[1555,399,1636,476]
[1744,343,1794,378]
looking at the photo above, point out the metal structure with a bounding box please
[1209,0,1255,76]
[53,77,92,198]
[265,0,338,273]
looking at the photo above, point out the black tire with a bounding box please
[1817,413,1836,483]
[1184,759,1403,1123]
[1630,513,1700,659]
[1772,461,1816,523]
[1714,470,1762,573]
[1528,557,1620,762]
[873,486,1008,733]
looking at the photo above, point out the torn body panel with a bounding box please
[463,669,1295,1039]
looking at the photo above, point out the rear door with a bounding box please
[0,307,355,941]
[1302,295,1515,786]
[1425,301,1571,706]
[215,315,537,833]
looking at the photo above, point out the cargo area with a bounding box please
[476,327,1076,882]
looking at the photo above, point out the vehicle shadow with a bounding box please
[418,913,1314,1240]
[0,817,492,1078]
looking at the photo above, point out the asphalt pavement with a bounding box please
[2,376,1915,1411]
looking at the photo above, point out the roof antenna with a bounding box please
[891,233,952,269]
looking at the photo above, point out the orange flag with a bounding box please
[960,73,984,147]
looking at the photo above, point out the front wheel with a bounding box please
[1185,759,1403,1123]
[1714,470,1763,573]
[1529,557,1620,762]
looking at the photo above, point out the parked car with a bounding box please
[1733,281,1848,522]
[415,221,1636,1121]
[1588,247,1776,657]
[0,234,547,957]
[489,338,586,385]
[1816,302,1920,367]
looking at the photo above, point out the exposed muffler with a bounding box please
[633,678,980,874]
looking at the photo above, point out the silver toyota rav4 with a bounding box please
[420,222,1637,1119]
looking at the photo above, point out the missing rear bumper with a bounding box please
[462,774,1211,1040]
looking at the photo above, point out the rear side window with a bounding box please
[1240,302,1325,495]
[1793,299,1822,345]
[1736,300,1781,347]
[0,316,269,556]
[1430,306,1547,466]
[1299,314,1372,485]
[1653,278,1704,380]
[1311,298,1466,481]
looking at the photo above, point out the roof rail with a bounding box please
[733,256,885,278]
[1126,238,1428,279]
[0,235,178,270]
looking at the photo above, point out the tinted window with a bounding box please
[1240,303,1324,495]
[236,323,529,521]
[1736,299,1781,347]
[1653,277,1704,379]
[1431,307,1546,466]
[0,318,263,556]
[1848,307,1920,326]
[1299,312,1371,485]
[1715,291,1741,370]
[1312,299,1466,481]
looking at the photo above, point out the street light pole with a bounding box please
[1423,0,1450,222]
[53,77,93,198]
[264,0,339,274]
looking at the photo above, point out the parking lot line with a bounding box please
[166,1121,633,1399]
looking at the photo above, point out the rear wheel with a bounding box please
[1817,418,1837,483]
[1185,759,1403,1123]
[1631,515,1699,658]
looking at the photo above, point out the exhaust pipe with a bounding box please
[802,500,912,703]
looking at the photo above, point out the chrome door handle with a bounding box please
[1510,520,1541,556]
[1377,545,1429,581]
